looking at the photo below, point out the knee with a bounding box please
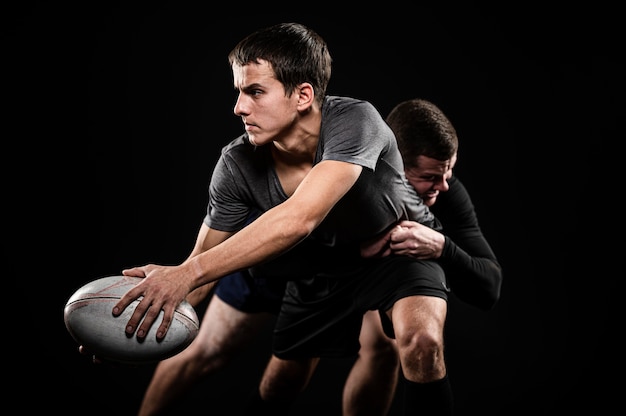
[183,342,230,375]
[360,333,399,367]
[396,330,446,382]
[259,359,314,401]
[259,373,303,401]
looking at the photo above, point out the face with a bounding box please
[232,59,300,146]
[404,154,457,207]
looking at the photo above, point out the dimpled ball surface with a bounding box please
[64,275,199,365]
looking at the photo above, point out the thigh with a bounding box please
[387,295,447,342]
[195,295,273,358]
[359,310,395,350]
[273,276,363,359]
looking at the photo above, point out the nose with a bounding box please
[233,93,247,117]
[434,177,450,192]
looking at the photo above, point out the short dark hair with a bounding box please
[386,98,458,168]
[228,22,332,106]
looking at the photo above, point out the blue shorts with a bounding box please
[214,270,287,314]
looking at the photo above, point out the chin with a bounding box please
[424,196,438,207]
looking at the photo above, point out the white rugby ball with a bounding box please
[64,275,200,365]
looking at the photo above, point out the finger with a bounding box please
[78,345,103,365]
[390,227,412,243]
[155,305,175,341]
[111,286,147,340]
[122,267,147,277]
[113,280,144,316]
[134,301,163,340]
[120,295,154,338]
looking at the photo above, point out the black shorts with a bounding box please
[272,255,448,359]
[214,270,287,314]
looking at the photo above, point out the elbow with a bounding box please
[460,266,503,311]
[481,269,503,310]
[281,215,317,243]
[471,291,500,311]
[301,217,319,237]
[481,290,501,311]
[279,197,321,239]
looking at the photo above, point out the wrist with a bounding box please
[184,256,205,289]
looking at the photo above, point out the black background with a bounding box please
[7,3,622,415]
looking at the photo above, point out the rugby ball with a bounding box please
[64,275,200,365]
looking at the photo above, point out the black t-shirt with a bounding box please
[432,175,502,310]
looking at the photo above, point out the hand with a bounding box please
[78,344,103,364]
[115,264,193,341]
[78,345,138,367]
[388,220,445,259]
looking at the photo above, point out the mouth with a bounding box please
[422,192,438,205]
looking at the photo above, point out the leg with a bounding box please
[389,295,453,415]
[260,355,320,401]
[242,355,319,415]
[342,310,400,416]
[390,295,447,382]
[138,295,272,416]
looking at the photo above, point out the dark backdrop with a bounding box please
[7,4,621,415]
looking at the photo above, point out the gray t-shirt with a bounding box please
[204,95,436,247]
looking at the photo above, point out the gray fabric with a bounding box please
[204,95,436,246]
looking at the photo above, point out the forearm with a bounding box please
[440,237,503,310]
[185,205,313,286]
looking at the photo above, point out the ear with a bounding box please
[296,82,315,111]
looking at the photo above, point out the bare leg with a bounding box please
[259,355,320,401]
[390,295,453,415]
[342,310,400,416]
[137,296,272,416]
[390,295,447,383]
[240,355,319,415]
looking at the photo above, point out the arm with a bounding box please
[183,224,233,307]
[360,177,502,310]
[360,221,445,260]
[427,177,502,310]
[116,160,363,340]
[436,234,502,310]
[390,221,501,309]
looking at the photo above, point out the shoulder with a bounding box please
[321,95,388,139]
[219,134,270,162]
[322,96,380,118]
[220,134,251,155]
